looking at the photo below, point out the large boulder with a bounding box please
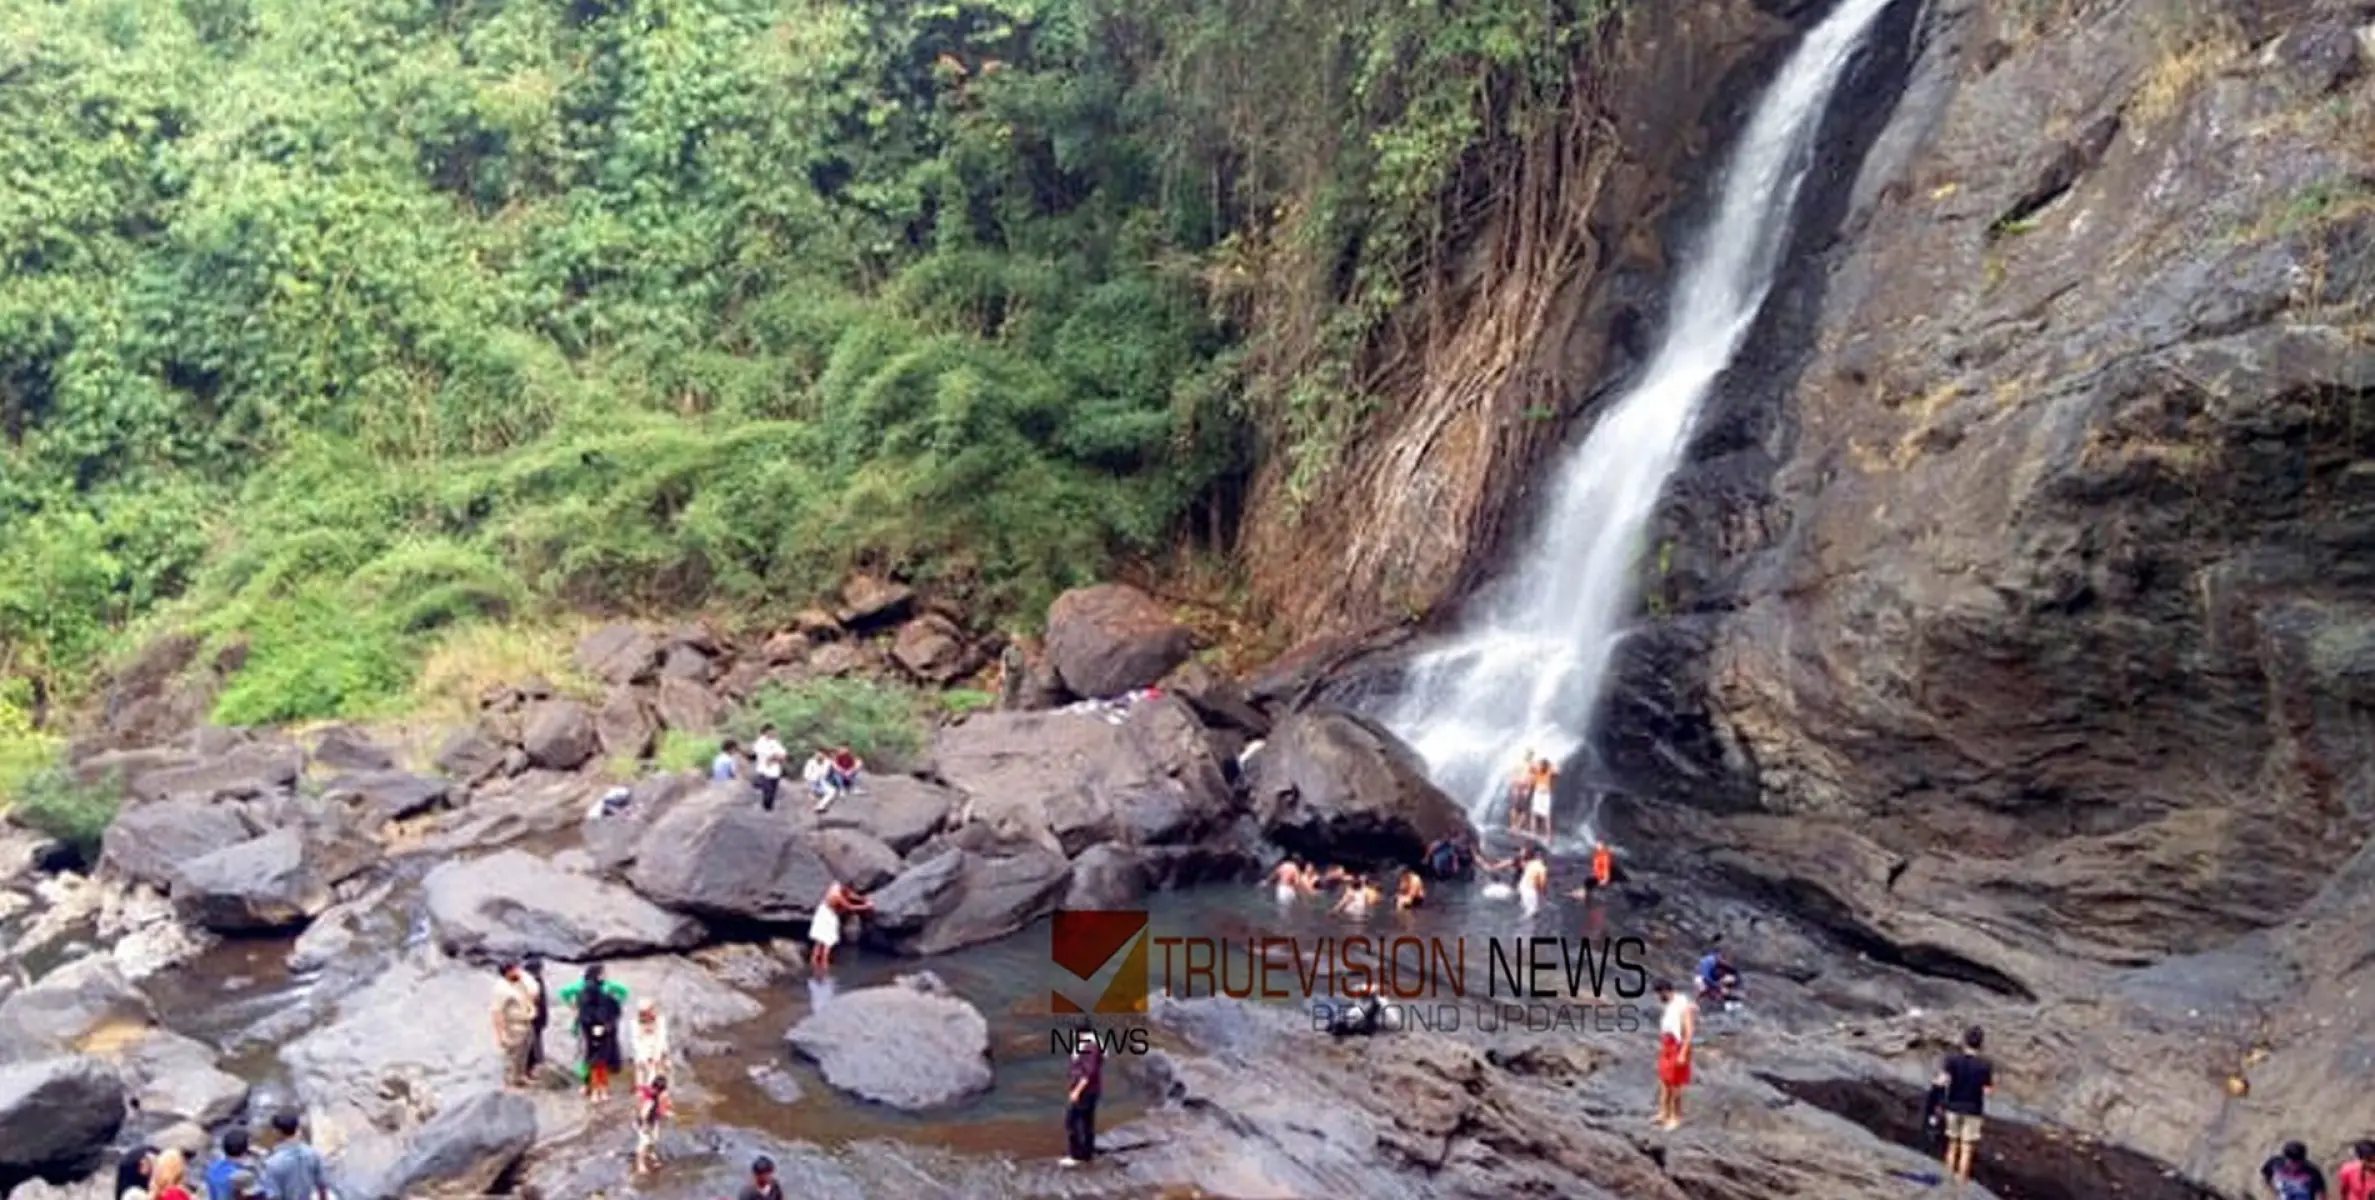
[653,676,725,734]
[0,1057,127,1186]
[835,575,915,629]
[582,772,700,875]
[426,850,706,963]
[521,700,599,771]
[866,842,1071,957]
[891,615,971,685]
[430,730,507,785]
[1244,709,1473,866]
[358,1089,536,1200]
[574,625,661,687]
[120,1031,249,1128]
[99,801,255,892]
[171,828,335,932]
[320,772,451,826]
[126,741,303,805]
[1064,843,1151,911]
[594,689,658,760]
[932,697,1235,853]
[309,726,397,774]
[784,973,991,1110]
[0,959,154,1064]
[814,775,958,855]
[1043,583,1194,699]
[627,785,835,923]
[808,829,903,892]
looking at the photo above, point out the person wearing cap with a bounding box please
[738,1155,785,1200]
[631,998,671,1089]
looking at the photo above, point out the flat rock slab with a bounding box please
[425,850,707,963]
[784,976,992,1110]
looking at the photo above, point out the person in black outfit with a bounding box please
[1933,1025,1994,1185]
[114,1144,158,1199]
[2261,1140,2329,1200]
[1061,1020,1103,1167]
[521,954,550,1075]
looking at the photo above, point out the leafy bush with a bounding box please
[654,730,723,776]
[937,689,999,718]
[724,679,930,772]
[10,766,123,866]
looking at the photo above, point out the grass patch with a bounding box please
[723,678,931,772]
[2133,3,2244,126]
[935,688,999,718]
[10,767,123,865]
[654,729,722,774]
[409,621,598,723]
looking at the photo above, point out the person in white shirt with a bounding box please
[1653,978,1698,1130]
[750,725,787,811]
[803,751,835,810]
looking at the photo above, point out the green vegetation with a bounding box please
[0,0,1627,785]
[10,767,123,863]
[725,677,931,770]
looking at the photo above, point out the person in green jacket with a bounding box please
[557,964,630,1102]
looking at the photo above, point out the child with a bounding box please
[633,1075,671,1174]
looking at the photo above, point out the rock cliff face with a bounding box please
[1588,0,2375,1192]
[1236,0,1822,636]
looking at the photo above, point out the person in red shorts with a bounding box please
[1653,977,1698,1130]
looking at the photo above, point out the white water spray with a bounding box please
[1380,0,1902,834]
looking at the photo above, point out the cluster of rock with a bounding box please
[0,578,1485,1198]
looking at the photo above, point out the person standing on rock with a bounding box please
[1653,977,1696,1131]
[491,960,541,1088]
[632,998,671,1088]
[562,963,629,1103]
[2337,1141,2374,1200]
[148,1150,196,1200]
[1060,1018,1105,1167]
[751,724,788,811]
[2264,1141,2330,1200]
[1934,1026,1994,1185]
[1525,753,1558,840]
[523,954,552,1077]
[632,1073,671,1175]
[116,1144,159,1200]
[810,881,875,974]
[1506,753,1537,833]
[260,1111,330,1200]
[204,1128,261,1200]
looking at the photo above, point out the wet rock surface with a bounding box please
[783,973,993,1111]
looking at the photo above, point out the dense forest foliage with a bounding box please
[0,0,1614,776]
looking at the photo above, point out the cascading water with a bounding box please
[1379,0,1902,835]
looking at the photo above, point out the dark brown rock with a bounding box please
[890,614,970,684]
[654,675,726,733]
[594,689,658,760]
[835,574,916,628]
[573,624,660,686]
[433,730,507,785]
[520,700,598,771]
[1244,709,1472,866]
[806,641,869,678]
[1043,583,1194,699]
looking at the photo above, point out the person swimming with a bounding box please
[1396,869,1426,911]
[1270,860,1306,905]
[1332,875,1380,919]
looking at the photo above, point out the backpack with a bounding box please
[2272,1161,2318,1200]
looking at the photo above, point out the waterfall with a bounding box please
[1378,0,1903,834]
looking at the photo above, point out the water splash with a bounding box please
[1380,0,1904,837]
